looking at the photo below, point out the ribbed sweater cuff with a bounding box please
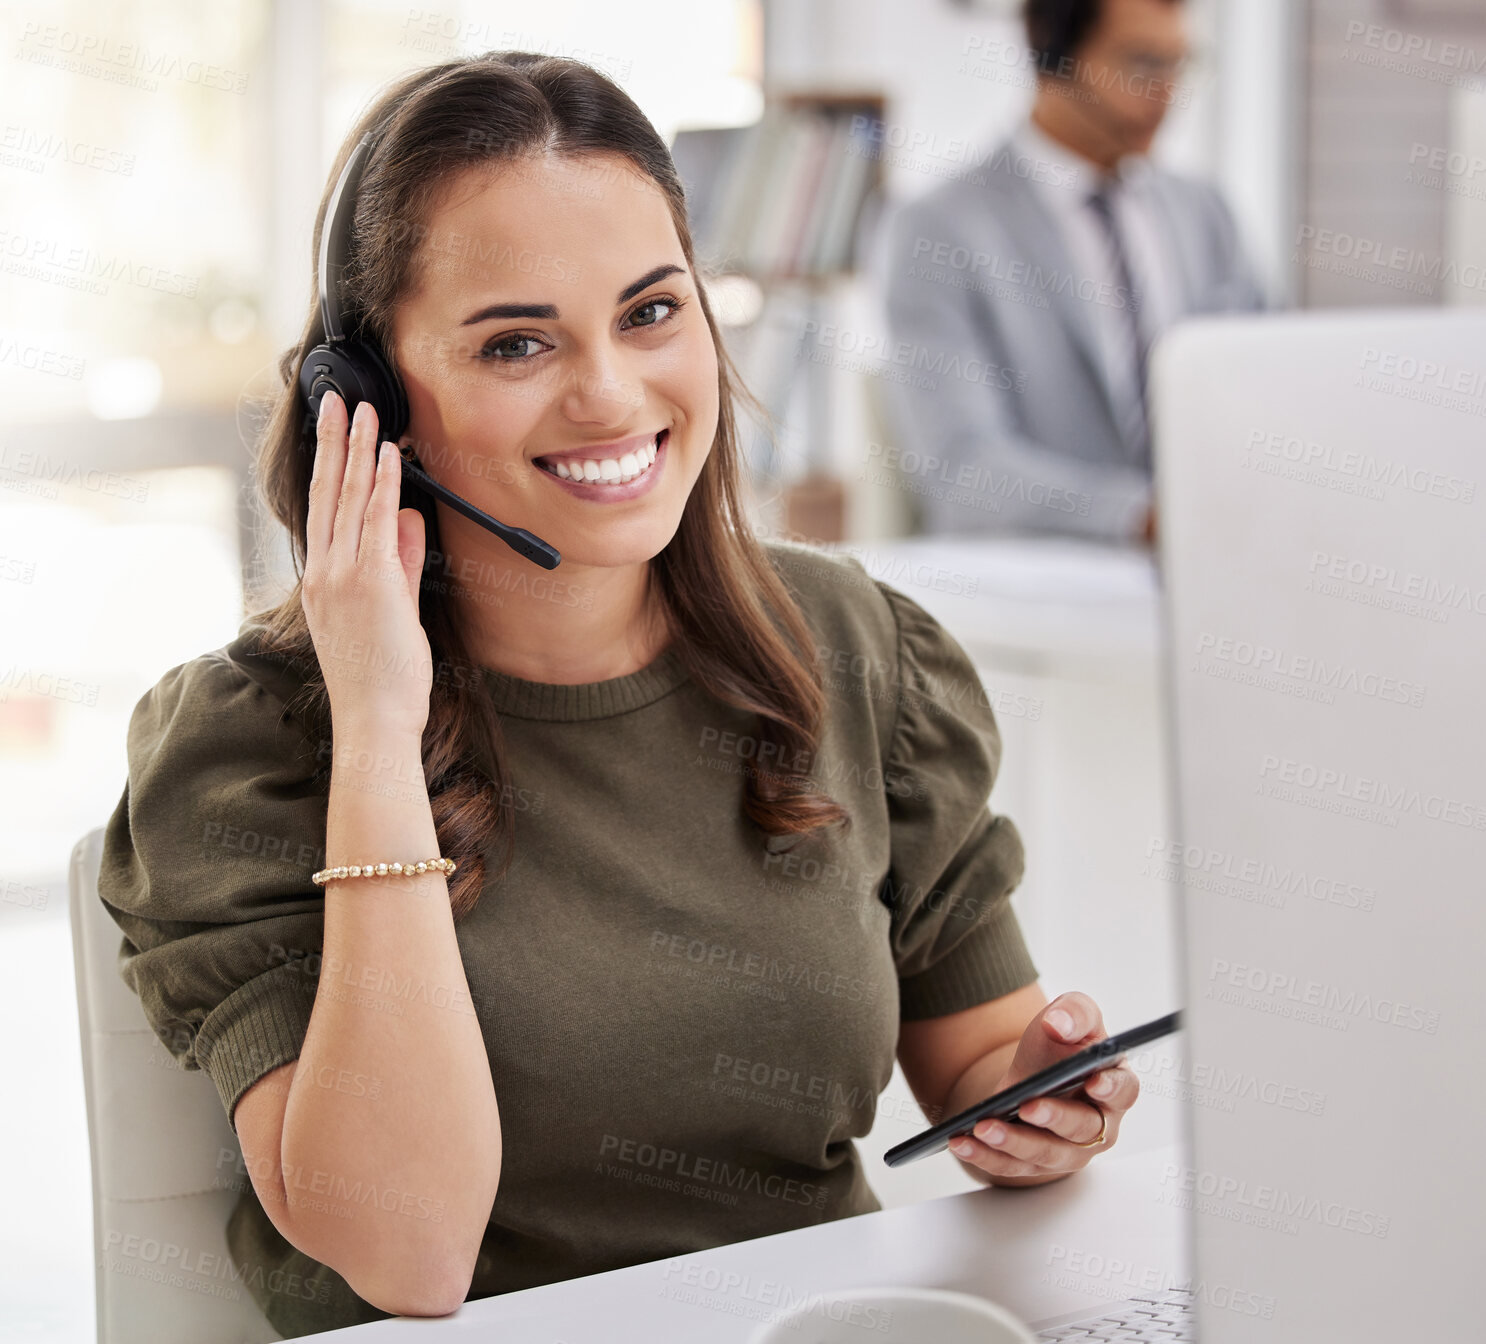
[195,961,318,1132]
[897,896,1039,1021]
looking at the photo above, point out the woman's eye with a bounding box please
[479,295,684,362]
[481,334,546,361]
[626,297,682,329]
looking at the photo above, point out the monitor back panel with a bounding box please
[1153,309,1486,1339]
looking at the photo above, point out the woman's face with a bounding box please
[390,150,720,571]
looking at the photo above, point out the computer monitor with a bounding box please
[1153,308,1486,1339]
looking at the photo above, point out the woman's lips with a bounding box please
[535,429,669,500]
[534,428,660,470]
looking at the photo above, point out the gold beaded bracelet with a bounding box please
[312,857,457,887]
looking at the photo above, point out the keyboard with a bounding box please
[1034,1285,1195,1340]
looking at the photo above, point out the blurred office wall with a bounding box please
[1300,0,1486,307]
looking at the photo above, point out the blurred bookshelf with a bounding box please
[672,91,887,543]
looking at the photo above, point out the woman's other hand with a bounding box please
[947,992,1140,1184]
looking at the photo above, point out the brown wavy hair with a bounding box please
[246,50,849,920]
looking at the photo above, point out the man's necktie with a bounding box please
[1085,180,1151,467]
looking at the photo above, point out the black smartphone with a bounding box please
[882,1009,1182,1168]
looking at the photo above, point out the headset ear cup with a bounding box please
[297,339,410,443]
[347,336,410,442]
[297,341,337,433]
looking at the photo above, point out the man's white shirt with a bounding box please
[1012,116,1183,455]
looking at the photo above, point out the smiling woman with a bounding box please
[94,49,1093,1342]
[255,50,842,875]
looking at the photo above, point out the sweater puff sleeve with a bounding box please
[874,581,1039,1020]
[97,649,331,1133]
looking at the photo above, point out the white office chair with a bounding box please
[70,826,285,1344]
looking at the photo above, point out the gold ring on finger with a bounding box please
[1073,1108,1109,1149]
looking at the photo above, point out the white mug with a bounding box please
[743,1284,1037,1344]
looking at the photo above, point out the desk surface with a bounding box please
[324,1143,1187,1341]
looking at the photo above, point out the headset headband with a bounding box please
[317,131,377,345]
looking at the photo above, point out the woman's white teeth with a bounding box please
[551,436,659,484]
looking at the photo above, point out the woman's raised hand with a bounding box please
[303,390,433,738]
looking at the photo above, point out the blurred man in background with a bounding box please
[877,0,1265,545]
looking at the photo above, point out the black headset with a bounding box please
[297,128,562,570]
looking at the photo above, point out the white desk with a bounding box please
[323,1143,1187,1340]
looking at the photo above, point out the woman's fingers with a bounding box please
[950,1064,1139,1176]
[1020,1066,1140,1132]
[331,398,381,568]
[1085,1063,1139,1110]
[1043,990,1106,1045]
[397,502,426,595]
[307,389,348,562]
[358,440,405,580]
[953,1106,1109,1172]
[1001,1098,1107,1148]
[948,1134,1043,1180]
[964,1109,1097,1165]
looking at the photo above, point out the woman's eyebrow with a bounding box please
[459,263,687,326]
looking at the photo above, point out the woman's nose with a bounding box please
[555,343,646,427]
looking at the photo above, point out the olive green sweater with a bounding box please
[97,538,1037,1338]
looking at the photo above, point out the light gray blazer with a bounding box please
[873,139,1266,542]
